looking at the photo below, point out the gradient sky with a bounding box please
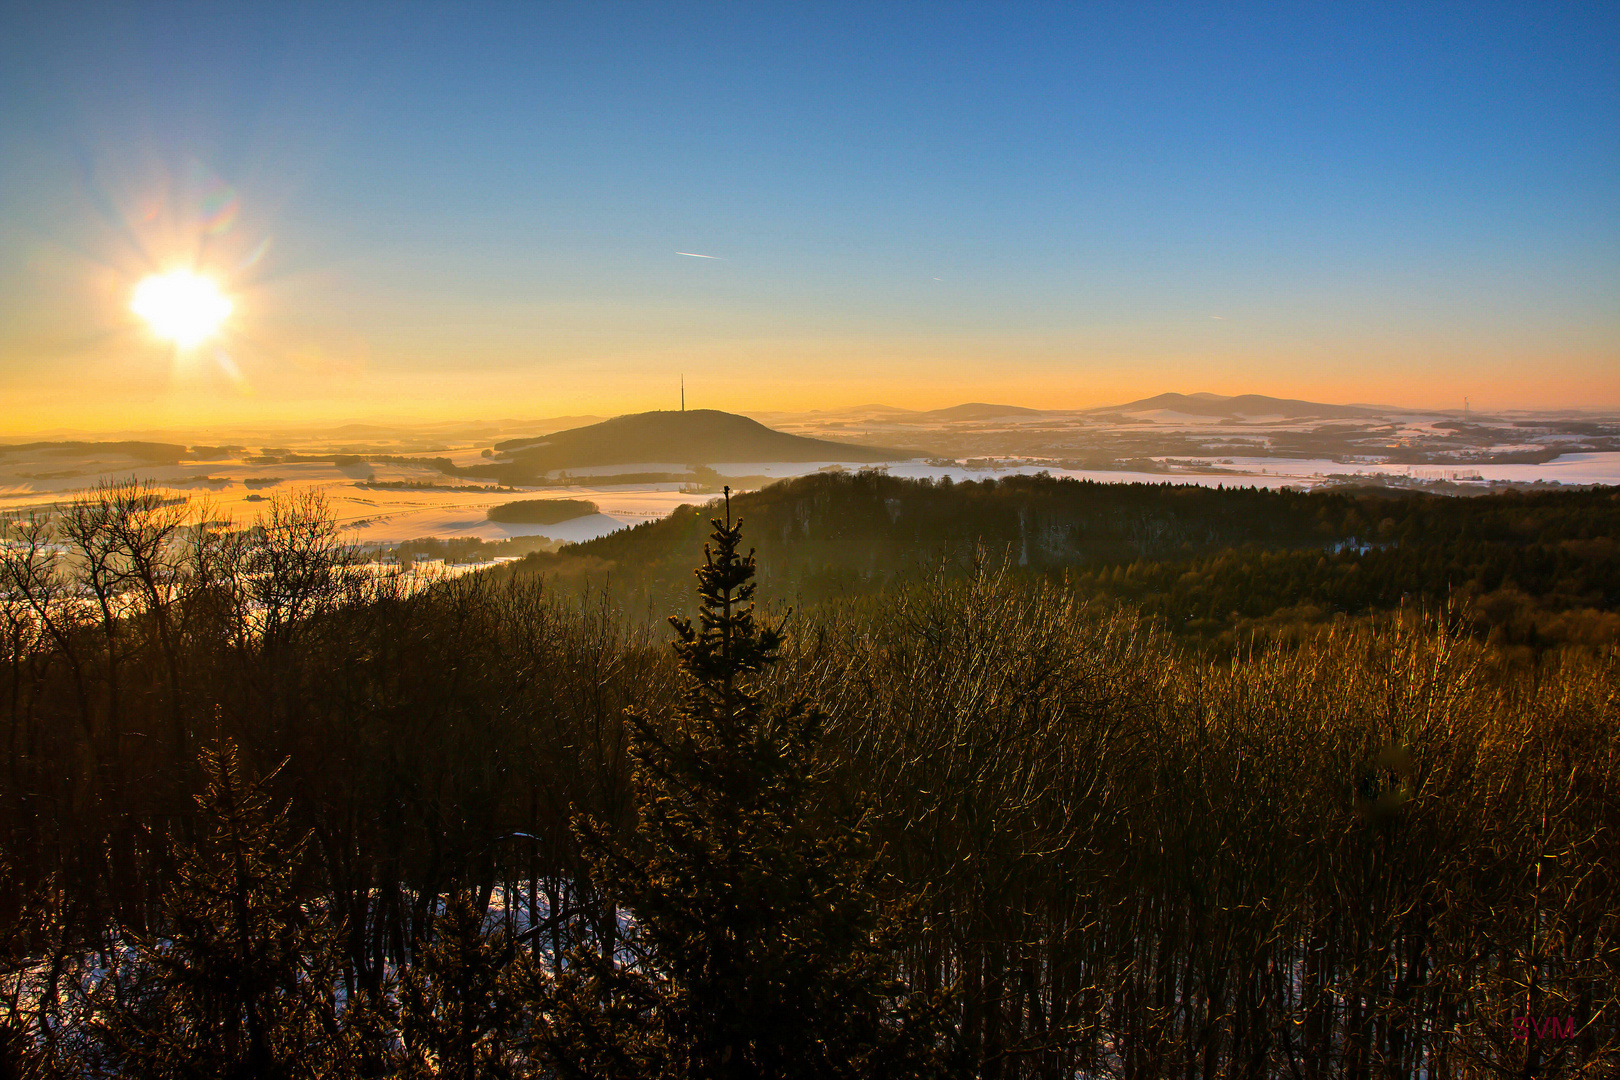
[1,1,1616,432]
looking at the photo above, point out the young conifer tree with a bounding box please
[400,887,525,1080]
[538,490,955,1079]
[90,739,386,1079]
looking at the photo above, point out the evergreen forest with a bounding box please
[1,476,1616,1078]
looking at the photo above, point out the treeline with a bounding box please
[0,442,189,464]
[515,472,1620,647]
[0,484,1616,1076]
[383,535,558,566]
[247,452,471,477]
[486,498,599,525]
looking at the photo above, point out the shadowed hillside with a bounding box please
[510,471,1620,648]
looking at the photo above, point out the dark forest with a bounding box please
[1,477,1615,1077]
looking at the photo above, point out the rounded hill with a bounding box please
[497,409,908,472]
[1093,392,1380,419]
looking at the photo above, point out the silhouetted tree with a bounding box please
[537,489,955,1079]
[400,887,524,1080]
[89,739,383,1079]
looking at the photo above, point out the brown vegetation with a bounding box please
[0,483,1614,1076]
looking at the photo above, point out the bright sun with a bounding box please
[131,270,232,348]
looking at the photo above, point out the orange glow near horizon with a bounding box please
[0,158,1608,437]
[1,330,1615,439]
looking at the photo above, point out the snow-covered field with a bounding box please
[715,451,1620,491]
[1168,452,1620,487]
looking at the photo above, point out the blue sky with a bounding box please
[1,1,1615,429]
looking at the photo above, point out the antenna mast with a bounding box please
[681,374,685,412]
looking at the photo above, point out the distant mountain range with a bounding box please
[1091,393,1383,419]
[762,394,1393,424]
[493,410,908,472]
[757,402,1050,422]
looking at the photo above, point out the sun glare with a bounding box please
[130,271,232,348]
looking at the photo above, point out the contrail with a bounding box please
[676,251,723,259]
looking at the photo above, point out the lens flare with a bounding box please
[199,183,241,236]
[130,271,232,348]
[212,348,253,395]
[188,159,241,236]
